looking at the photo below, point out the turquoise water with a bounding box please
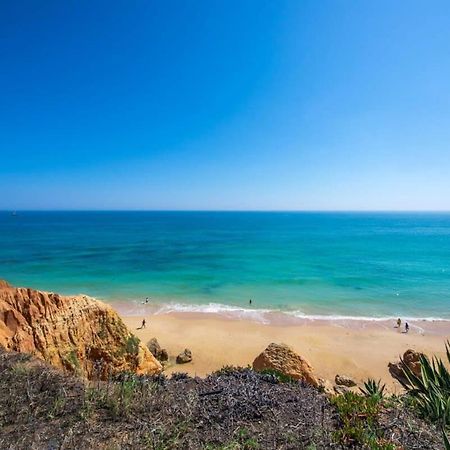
[1,211,449,319]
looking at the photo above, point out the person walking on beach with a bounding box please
[141,318,146,329]
[405,322,409,333]
[396,318,401,328]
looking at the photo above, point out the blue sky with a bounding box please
[1,0,450,210]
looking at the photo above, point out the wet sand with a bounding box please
[123,311,450,393]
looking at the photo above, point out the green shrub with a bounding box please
[203,427,259,449]
[125,335,140,355]
[213,365,250,375]
[63,349,80,372]
[82,374,139,419]
[259,368,295,383]
[331,392,394,449]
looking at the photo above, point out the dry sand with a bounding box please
[123,311,450,393]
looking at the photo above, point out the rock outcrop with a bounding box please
[0,280,162,379]
[148,337,169,362]
[333,385,352,395]
[318,378,334,396]
[335,374,356,387]
[388,349,424,386]
[252,343,318,387]
[176,348,192,364]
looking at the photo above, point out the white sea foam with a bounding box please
[153,302,274,324]
[283,310,450,322]
[115,299,450,324]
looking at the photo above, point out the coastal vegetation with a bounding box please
[0,348,445,449]
[359,379,386,399]
[398,342,450,446]
[332,392,393,449]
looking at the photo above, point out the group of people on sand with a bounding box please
[396,317,409,333]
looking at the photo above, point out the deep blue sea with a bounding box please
[1,211,449,320]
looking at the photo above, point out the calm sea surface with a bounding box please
[1,211,449,319]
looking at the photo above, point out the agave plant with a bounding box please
[444,429,450,450]
[400,341,450,428]
[359,378,385,399]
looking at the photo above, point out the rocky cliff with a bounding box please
[0,280,162,379]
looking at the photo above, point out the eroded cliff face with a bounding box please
[0,280,162,379]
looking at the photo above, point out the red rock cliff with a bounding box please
[0,280,162,378]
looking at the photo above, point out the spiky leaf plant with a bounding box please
[359,379,385,400]
[444,428,450,450]
[400,341,450,428]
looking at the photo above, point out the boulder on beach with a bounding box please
[252,343,318,387]
[333,384,353,395]
[160,348,169,362]
[176,348,192,364]
[318,378,334,396]
[388,349,424,386]
[335,374,356,387]
[148,337,169,362]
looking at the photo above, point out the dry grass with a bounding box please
[0,349,444,449]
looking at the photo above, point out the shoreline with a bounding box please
[110,298,450,329]
[122,308,450,393]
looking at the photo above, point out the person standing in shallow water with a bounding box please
[249,299,252,305]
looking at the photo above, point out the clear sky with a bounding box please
[1,1,450,210]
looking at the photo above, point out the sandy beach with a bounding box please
[123,311,450,393]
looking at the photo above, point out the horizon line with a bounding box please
[2,209,450,213]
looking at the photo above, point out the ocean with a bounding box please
[1,211,449,320]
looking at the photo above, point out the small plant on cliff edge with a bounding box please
[105,374,138,419]
[125,335,140,355]
[332,392,394,449]
[47,394,66,419]
[259,368,295,383]
[63,349,81,373]
[203,427,260,450]
[214,365,252,376]
[360,378,386,400]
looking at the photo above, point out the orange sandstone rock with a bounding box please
[388,349,424,386]
[0,281,162,379]
[253,342,318,387]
